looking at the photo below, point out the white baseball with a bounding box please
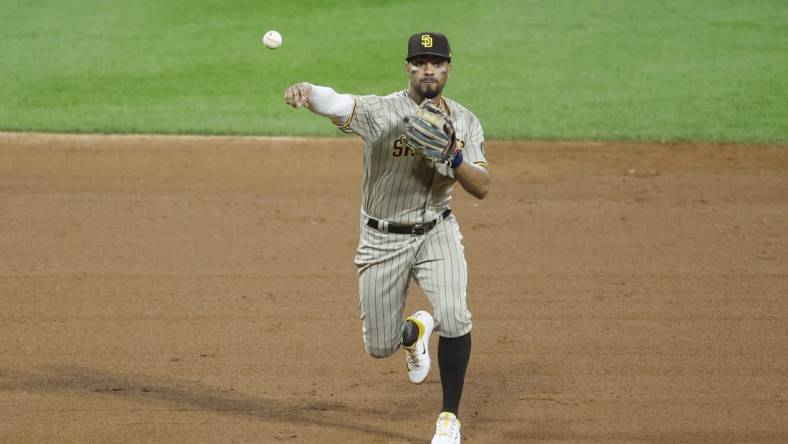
[262,30,282,49]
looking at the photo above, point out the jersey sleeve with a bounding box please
[462,113,488,168]
[336,94,384,142]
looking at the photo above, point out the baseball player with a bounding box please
[284,32,489,444]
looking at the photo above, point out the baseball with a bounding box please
[262,30,282,49]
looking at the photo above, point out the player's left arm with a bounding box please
[454,154,490,199]
[452,115,489,199]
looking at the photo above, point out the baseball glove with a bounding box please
[403,100,458,164]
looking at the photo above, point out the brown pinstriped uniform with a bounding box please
[337,90,486,357]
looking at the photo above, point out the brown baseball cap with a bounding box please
[406,32,452,61]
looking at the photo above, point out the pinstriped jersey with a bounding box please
[338,90,487,225]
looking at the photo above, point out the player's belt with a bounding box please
[366,209,452,236]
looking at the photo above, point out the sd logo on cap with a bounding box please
[407,32,451,61]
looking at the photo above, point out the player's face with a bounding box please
[406,57,451,100]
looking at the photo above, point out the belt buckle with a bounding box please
[411,221,431,236]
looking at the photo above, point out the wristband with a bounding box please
[450,150,464,169]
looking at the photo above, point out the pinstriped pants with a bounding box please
[355,214,472,358]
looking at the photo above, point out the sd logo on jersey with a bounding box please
[392,136,466,159]
[393,136,415,157]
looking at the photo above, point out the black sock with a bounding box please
[402,319,419,347]
[438,332,471,416]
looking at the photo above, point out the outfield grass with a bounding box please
[1,0,786,142]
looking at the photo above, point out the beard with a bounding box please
[418,82,443,99]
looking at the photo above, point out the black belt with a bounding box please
[367,209,452,236]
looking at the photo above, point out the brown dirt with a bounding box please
[1,133,786,443]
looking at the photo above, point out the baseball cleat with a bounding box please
[404,310,434,384]
[431,411,461,444]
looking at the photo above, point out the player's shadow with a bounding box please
[0,365,419,442]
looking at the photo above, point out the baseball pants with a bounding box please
[355,214,472,358]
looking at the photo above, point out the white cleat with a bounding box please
[431,412,461,444]
[403,310,434,384]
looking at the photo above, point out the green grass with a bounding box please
[1,0,786,142]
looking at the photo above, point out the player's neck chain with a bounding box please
[407,91,450,116]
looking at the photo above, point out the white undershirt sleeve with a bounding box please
[305,83,354,123]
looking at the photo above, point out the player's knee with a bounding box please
[363,339,399,358]
[434,310,472,338]
[367,349,390,358]
[365,345,397,359]
[439,321,472,338]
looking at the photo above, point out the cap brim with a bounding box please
[406,52,452,61]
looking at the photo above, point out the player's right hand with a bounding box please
[284,82,312,108]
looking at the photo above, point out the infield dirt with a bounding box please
[1,133,786,443]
